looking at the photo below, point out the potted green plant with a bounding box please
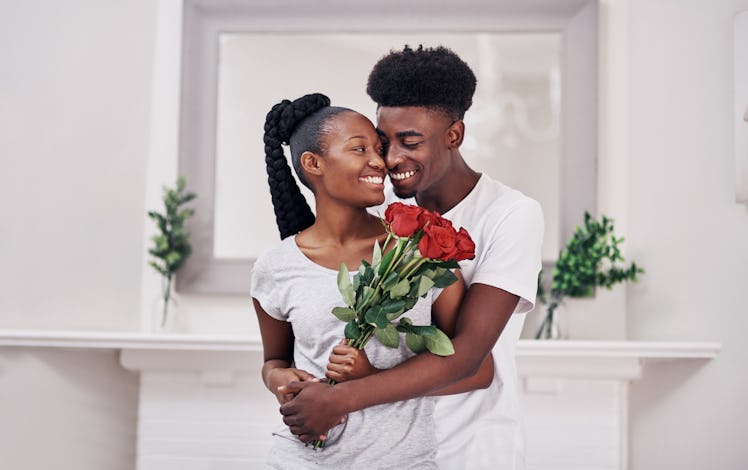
[147,177,196,329]
[536,211,644,339]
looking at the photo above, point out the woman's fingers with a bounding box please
[331,344,357,355]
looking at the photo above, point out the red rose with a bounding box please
[385,202,427,237]
[417,209,440,229]
[429,211,455,229]
[454,227,476,261]
[418,224,459,260]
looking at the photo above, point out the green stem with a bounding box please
[399,258,427,280]
[535,302,558,339]
[161,274,173,327]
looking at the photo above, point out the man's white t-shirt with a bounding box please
[373,174,544,470]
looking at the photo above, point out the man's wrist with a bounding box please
[331,380,358,414]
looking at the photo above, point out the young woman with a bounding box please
[251,93,484,469]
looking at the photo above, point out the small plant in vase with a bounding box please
[536,211,644,339]
[147,176,196,329]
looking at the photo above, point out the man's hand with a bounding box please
[279,381,349,442]
[267,368,318,404]
[326,341,380,383]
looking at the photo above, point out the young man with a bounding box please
[279,45,544,469]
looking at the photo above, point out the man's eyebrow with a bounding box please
[395,130,424,138]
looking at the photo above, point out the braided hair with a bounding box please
[366,45,477,120]
[263,93,352,239]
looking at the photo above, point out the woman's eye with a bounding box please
[352,146,365,152]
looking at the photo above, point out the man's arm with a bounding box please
[279,283,519,442]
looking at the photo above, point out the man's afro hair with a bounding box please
[366,45,477,119]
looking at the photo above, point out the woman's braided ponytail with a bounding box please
[262,93,330,238]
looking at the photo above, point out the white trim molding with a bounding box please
[0,331,720,470]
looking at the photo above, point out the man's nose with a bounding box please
[384,146,403,169]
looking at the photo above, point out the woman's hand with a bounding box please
[267,367,319,404]
[326,340,380,383]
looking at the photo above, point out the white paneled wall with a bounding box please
[121,349,277,469]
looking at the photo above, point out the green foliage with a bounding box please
[332,229,458,357]
[536,212,644,339]
[147,177,196,325]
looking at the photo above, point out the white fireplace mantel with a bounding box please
[0,330,721,470]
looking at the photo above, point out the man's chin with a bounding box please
[393,187,417,200]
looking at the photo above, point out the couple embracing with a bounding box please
[251,45,544,469]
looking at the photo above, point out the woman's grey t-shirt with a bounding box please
[251,236,438,469]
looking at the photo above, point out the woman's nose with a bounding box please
[369,156,385,171]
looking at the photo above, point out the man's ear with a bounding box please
[300,151,323,177]
[446,120,465,149]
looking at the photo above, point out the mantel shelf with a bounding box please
[0,329,721,359]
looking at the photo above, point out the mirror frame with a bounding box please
[176,0,598,294]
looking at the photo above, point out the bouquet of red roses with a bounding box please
[311,202,475,449]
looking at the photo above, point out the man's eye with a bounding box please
[403,141,420,149]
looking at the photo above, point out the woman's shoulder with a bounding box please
[253,236,298,272]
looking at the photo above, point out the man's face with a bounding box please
[375,106,454,199]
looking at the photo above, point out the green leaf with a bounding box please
[405,332,426,353]
[374,324,400,348]
[372,240,382,268]
[381,271,400,291]
[361,264,375,285]
[433,270,458,288]
[378,248,397,276]
[424,329,455,356]
[389,279,410,298]
[365,305,389,328]
[344,320,361,340]
[411,325,437,336]
[337,263,356,306]
[403,296,418,310]
[433,259,460,269]
[419,268,436,280]
[381,299,405,314]
[381,299,406,320]
[332,307,356,322]
[356,286,375,310]
[417,275,435,297]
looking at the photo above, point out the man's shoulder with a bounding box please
[470,175,542,221]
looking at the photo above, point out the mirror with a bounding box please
[214,32,561,261]
[175,0,597,294]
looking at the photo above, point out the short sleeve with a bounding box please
[250,254,286,321]
[471,198,544,314]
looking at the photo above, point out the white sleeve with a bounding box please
[250,254,286,321]
[470,198,544,314]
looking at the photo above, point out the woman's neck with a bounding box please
[307,204,383,246]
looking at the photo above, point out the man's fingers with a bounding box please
[280,380,312,400]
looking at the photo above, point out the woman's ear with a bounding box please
[300,151,323,177]
[446,120,465,149]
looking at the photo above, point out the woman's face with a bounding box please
[316,111,386,207]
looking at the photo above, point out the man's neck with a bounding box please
[415,165,481,215]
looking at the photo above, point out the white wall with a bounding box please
[0,0,154,331]
[3,0,748,468]
[625,0,748,468]
[0,349,139,470]
[0,0,156,467]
